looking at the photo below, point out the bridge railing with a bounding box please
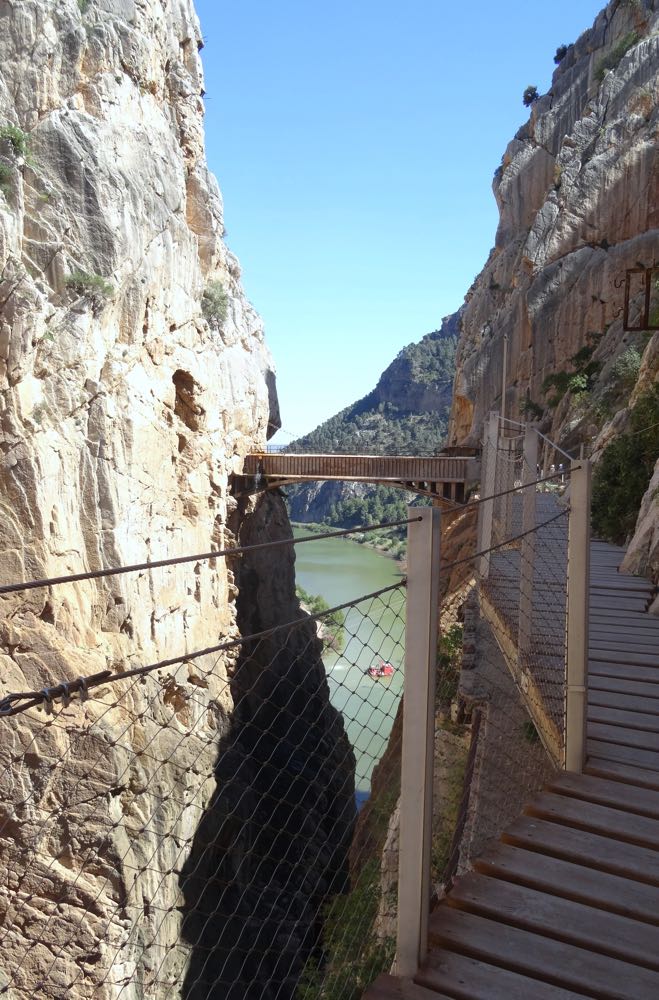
[476,412,590,770]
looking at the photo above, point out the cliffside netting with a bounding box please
[0,520,410,1000]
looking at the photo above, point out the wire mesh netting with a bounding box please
[0,575,406,1000]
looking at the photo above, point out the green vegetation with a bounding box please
[519,397,544,420]
[287,328,456,456]
[297,861,394,1000]
[201,280,228,328]
[592,385,659,544]
[523,85,539,107]
[296,585,346,652]
[594,31,639,83]
[285,325,456,538]
[542,333,603,408]
[0,124,29,158]
[0,163,13,196]
[297,782,399,1000]
[554,44,568,64]
[437,624,464,706]
[522,720,540,744]
[65,270,114,299]
[78,0,91,12]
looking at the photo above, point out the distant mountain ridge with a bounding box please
[285,312,460,530]
[288,311,460,457]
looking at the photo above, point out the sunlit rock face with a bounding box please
[447,0,659,576]
[0,1,292,996]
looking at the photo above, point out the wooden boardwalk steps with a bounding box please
[364,540,659,999]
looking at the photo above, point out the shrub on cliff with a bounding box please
[523,85,539,107]
[594,31,639,83]
[592,385,659,544]
[0,163,13,196]
[0,124,28,158]
[201,280,228,328]
[64,270,114,299]
[554,45,568,64]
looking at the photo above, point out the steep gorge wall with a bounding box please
[0,2,349,997]
[448,0,659,582]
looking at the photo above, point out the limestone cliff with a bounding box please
[447,0,659,586]
[0,2,349,997]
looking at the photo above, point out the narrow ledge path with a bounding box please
[365,540,659,1000]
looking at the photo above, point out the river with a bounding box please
[292,526,406,795]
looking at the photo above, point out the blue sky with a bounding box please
[195,0,605,441]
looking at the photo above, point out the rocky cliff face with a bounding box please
[447,0,659,585]
[0,2,349,997]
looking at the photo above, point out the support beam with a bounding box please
[396,506,441,977]
[565,459,591,772]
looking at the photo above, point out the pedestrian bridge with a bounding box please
[236,452,481,504]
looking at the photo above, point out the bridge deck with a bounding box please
[243,453,478,483]
[365,541,659,1000]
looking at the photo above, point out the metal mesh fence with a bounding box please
[0,556,406,1000]
[0,438,589,999]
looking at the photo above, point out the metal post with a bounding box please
[501,333,509,424]
[565,459,591,772]
[518,427,538,665]
[395,506,441,978]
[479,412,499,579]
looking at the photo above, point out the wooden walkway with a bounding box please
[365,540,659,1000]
[237,453,480,503]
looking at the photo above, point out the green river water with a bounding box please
[292,527,406,794]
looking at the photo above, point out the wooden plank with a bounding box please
[446,872,659,971]
[588,649,658,668]
[589,662,659,684]
[474,843,659,925]
[589,637,659,654]
[589,689,659,714]
[426,908,659,1000]
[589,721,659,752]
[548,771,659,819]
[415,950,589,1000]
[590,677,659,697]
[524,791,659,848]
[586,757,659,791]
[503,815,659,885]
[587,738,659,772]
[362,974,452,1000]
[588,704,659,732]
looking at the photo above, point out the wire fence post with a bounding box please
[395,506,441,978]
[565,459,591,772]
[518,426,538,664]
[478,411,499,580]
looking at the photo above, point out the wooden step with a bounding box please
[589,662,659,684]
[445,871,659,971]
[589,677,659,699]
[502,816,659,886]
[588,722,659,753]
[427,908,659,1000]
[589,689,659,716]
[547,772,659,820]
[588,704,659,733]
[415,950,590,1000]
[474,843,659,925]
[524,791,659,849]
[587,738,659,773]
[363,975,451,1000]
[585,758,659,791]
[588,649,658,668]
